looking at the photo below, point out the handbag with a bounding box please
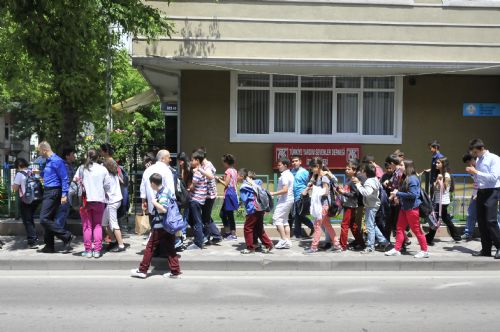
[297,194,311,216]
[68,166,86,211]
[223,186,239,211]
[135,209,151,235]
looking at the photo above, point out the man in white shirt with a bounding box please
[140,150,176,215]
[270,158,295,249]
[466,139,500,259]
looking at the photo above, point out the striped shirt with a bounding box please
[191,170,207,205]
[202,160,217,199]
[224,168,238,195]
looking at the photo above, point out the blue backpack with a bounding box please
[157,188,187,234]
[20,171,43,204]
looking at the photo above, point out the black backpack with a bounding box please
[175,178,190,209]
[19,171,43,204]
[377,185,391,220]
[419,189,434,219]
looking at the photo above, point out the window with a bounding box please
[231,73,402,144]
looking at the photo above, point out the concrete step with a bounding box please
[0,235,497,272]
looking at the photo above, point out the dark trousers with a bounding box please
[39,188,71,249]
[385,205,400,243]
[20,201,40,244]
[220,207,236,232]
[243,211,273,251]
[139,228,180,275]
[477,188,500,252]
[201,198,221,240]
[54,202,70,229]
[292,200,314,238]
[189,200,205,248]
[375,209,386,241]
[426,204,460,243]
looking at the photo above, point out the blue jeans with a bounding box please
[54,202,70,229]
[189,200,205,248]
[464,197,477,237]
[365,207,387,249]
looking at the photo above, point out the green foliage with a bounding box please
[0,0,172,151]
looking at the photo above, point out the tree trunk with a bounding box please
[59,101,79,154]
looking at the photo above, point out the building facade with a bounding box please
[132,0,500,174]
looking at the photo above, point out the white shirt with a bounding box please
[13,171,28,197]
[74,164,111,203]
[475,150,500,189]
[433,173,451,205]
[277,169,295,204]
[106,173,123,204]
[140,162,175,214]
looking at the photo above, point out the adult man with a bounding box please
[36,141,74,253]
[290,155,314,239]
[54,148,76,229]
[466,139,500,259]
[270,158,295,249]
[140,150,176,216]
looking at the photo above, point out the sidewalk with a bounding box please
[1,233,498,272]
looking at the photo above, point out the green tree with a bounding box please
[0,0,172,151]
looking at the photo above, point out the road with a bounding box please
[1,271,499,332]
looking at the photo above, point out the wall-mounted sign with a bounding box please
[463,103,500,117]
[273,144,362,169]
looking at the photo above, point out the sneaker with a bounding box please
[461,234,473,241]
[361,247,374,254]
[385,248,401,256]
[261,247,273,254]
[186,243,202,251]
[163,273,181,279]
[414,251,430,259]
[303,248,318,255]
[378,242,392,252]
[203,237,209,245]
[174,238,183,248]
[404,239,412,246]
[240,249,255,254]
[225,234,238,241]
[330,246,343,253]
[275,240,285,249]
[81,251,93,258]
[130,269,147,279]
[282,240,292,249]
[37,246,55,254]
[62,234,75,253]
[93,251,101,258]
[110,246,126,253]
[27,243,39,249]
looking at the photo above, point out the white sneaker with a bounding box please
[385,248,401,256]
[275,240,285,249]
[163,273,181,279]
[282,240,292,249]
[130,269,146,279]
[414,251,430,259]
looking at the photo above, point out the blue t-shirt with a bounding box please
[291,167,309,201]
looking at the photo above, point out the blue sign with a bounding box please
[463,103,500,117]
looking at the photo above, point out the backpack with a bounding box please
[68,166,86,211]
[377,185,390,220]
[419,189,440,230]
[19,171,43,204]
[157,189,187,234]
[175,178,190,209]
[327,184,343,217]
[251,182,273,212]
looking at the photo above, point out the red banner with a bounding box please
[273,144,362,169]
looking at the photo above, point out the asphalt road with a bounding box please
[1,271,499,332]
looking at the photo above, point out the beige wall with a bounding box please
[180,70,500,176]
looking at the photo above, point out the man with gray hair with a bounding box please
[140,150,176,215]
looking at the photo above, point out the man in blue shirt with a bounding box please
[35,141,74,253]
[466,139,500,259]
[290,155,314,239]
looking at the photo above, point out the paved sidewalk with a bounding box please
[1,233,499,271]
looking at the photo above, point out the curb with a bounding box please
[1,256,499,272]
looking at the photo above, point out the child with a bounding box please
[426,157,461,244]
[238,168,273,254]
[353,163,390,254]
[386,160,429,258]
[461,152,478,241]
[216,154,239,240]
[186,150,207,250]
[337,159,365,251]
[131,173,181,279]
[303,157,341,254]
[270,158,295,249]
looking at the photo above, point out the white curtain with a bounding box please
[337,93,358,133]
[363,91,394,135]
[237,90,269,134]
[274,93,296,133]
[301,91,332,134]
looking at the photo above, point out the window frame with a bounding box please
[230,72,403,144]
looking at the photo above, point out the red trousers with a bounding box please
[244,211,273,251]
[340,207,364,250]
[395,208,428,252]
[139,228,180,275]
